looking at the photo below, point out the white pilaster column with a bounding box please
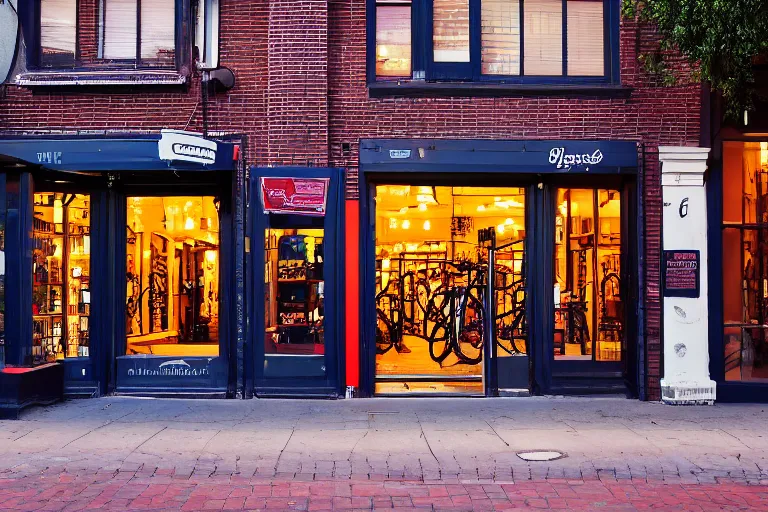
[659,146,716,404]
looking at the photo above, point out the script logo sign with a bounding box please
[549,147,604,170]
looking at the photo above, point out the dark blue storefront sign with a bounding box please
[0,130,237,172]
[360,139,638,174]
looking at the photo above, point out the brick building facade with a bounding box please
[0,0,705,403]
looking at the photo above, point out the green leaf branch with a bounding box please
[622,0,768,119]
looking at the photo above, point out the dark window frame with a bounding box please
[22,0,189,73]
[367,0,621,86]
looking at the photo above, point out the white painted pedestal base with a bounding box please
[660,379,716,405]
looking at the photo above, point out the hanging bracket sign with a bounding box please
[260,177,329,215]
[663,250,700,298]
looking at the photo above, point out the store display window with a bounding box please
[373,185,526,394]
[32,193,91,362]
[723,141,768,382]
[553,188,623,362]
[264,227,325,355]
[126,196,220,357]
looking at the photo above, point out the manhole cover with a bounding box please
[516,450,565,462]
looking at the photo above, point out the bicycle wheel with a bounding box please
[426,291,453,364]
[375,308,396,355]
[454,287,484,365]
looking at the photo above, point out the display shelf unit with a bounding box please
[32,196,91,363]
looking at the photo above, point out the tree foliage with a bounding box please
[623,0,768,118]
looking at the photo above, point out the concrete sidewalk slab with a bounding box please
[0,396,766,486]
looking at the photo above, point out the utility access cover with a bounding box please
[517,451,565,462]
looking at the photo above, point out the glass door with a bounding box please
[252,170,341,395]
[373,185,526,395]
[553,188,624,369]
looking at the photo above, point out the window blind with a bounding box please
[481,0,521,75]
[523,0,562,76]
[567,0,604,76]
[101,0,138,60]
[141,0,176,63]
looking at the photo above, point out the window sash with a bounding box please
[376,2,413,77]
[371,0,615,83]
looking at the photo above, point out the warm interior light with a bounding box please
[559,202,568,216]
[761,142,768,168]
[53,199,63,224]
[497,224,505,234]
[402,219,411,230]
[143,250,151,259]
[505,218,514,225]
[378,45,389,58]
[423,220,431,231]
[477,205,486,212]
[399,207,409,214]
[418,203,428,212]
[418,186,431,195]
[382,258,391,270]
[205,250,217,263]
[83,235,90,255]
[389,217,398,229]
[393,243,404,253]
[514,259,522,273]
[416,194,436,204]
[184,217,195,230]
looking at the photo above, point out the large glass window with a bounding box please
[126,197,219,357]
[41,0,77,67]
[32,193,91,362]
[723,142,768,382]
[373,0,614,82]
[99,0,176,66]
[264,228,325,355]
[554,188,622,362]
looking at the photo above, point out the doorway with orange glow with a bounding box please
[374,185,527,395]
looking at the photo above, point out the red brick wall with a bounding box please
[267,1,329,166]
[0,1,702,401]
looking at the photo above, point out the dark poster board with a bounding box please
[663,250,700,298]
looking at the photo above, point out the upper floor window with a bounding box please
[370,0,619,84]
[99,0,176,66]
[34,0,179,70]
[40,0,77,67]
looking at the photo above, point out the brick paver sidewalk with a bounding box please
[1,469,767,511]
